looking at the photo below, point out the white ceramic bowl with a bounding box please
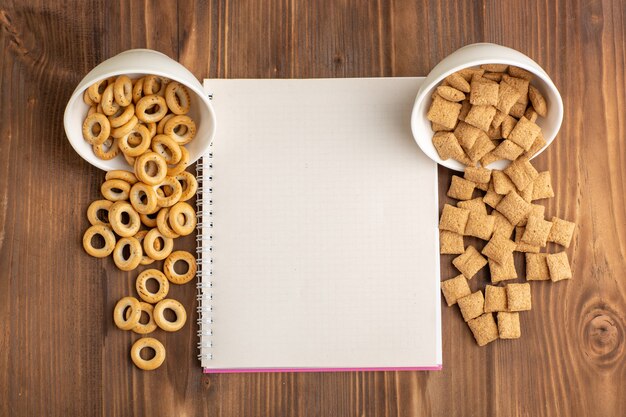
[411,43,563,171]
[64,49,216,171]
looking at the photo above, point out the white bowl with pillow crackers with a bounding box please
[429,45,575,347]
[411,43,563,171]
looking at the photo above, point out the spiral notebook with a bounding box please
[197,77,442,373]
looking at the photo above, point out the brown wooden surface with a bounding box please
[1,0,625,416]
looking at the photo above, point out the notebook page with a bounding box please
[202,78,441,370]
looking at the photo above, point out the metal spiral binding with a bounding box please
[196,147,214,363]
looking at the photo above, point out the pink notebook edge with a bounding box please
[203,365,442,373]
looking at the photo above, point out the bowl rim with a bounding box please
[410,54,563,172]
[64,68,216,172]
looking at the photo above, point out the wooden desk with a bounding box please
[1,1,624,416]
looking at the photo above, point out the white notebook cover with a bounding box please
[198,77,441,372]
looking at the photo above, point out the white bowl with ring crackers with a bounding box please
[63,48,216,171]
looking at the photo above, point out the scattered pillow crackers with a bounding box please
[436,64,576,346]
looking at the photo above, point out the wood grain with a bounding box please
[0,0,624,416]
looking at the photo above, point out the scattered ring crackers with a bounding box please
[153,299,187,332]
[130,337,166,371]
[163,251,197,285]
[127,302,158,335]
[136,269,170,304]
[113,296,142,331]
[80,74,201,370]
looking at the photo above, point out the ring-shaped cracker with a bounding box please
[168,202,197,236]
[135,152,167,185]
[87,105,98,116]
[126,301,158,334]
[132,77,144,103]
[134,230,158,266]
[163,251,197,284]
[129,182,158,214]
[153,299,187,332]
[124,153,136,167]
[107,105,124,122]
[136,269,170,303]
[137,154,156,177]
[156,114,175,134]
[156,207,180,239]
[84,89,96,106]
[126,130,142,146]
[100,84,120,116]
[113,236,143,271]
[167,146,189,176]
[87,199,113,226]
[93,137,120,160]
[163,115,196,145]
[143,75,168,96]
[82,224,116,257]
[119,124,151,157]
[130,337,165,370]
[155,176,183,208]
[176,171,198,201]
[136,94,168,123]
[140,211,159,228]
[82,113,111,145]
[105,170,138,185]
[108,103,135,128]
[113,296,141,330]
[151,134,182,164]
[145,122,157,138]
[109,201,141,237]
[113,75,133,106]
[143,228,174,260]
[164,81,191,114]
[87,79,108,103]
[101,179,131,202]
[111,115,138,139]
